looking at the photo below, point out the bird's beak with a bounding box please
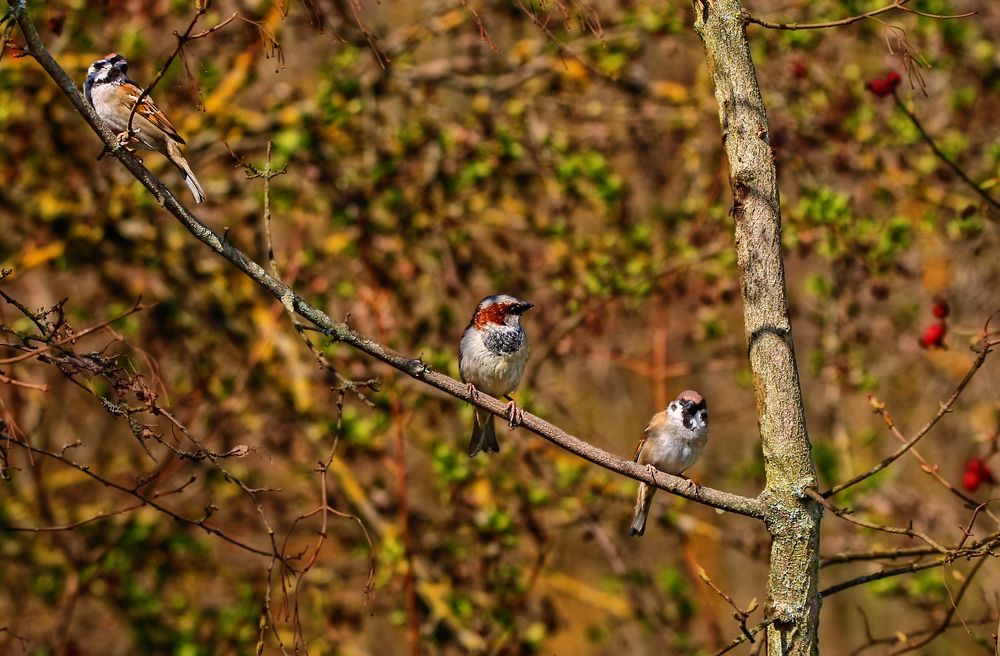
[512,302,534,315]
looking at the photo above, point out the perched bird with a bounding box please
[459,294,534,457]
[84,53,205,203]
[630,390,709,536]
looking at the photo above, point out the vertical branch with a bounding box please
[693,0,821,653]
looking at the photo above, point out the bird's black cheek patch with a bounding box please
[683,414,699,431]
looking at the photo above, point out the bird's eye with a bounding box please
[699,410,707,422]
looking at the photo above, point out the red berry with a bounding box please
[962,458,995,493]
[866,71,902,97]
[932,300,950,319]
[919,322,946,349]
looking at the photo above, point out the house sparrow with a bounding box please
[630,390,709,536]
[84,53,206,203]
[459,294,534,457]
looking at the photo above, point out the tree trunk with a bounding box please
[693,1,823,653]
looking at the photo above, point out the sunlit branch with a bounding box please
[819,531,1000,598]
[745,0,976,31]
[824,327,996,498]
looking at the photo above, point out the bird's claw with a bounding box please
[504,400,524,428]
[645,463,660,485]
[466,383,479,403]
[115,130,136,147]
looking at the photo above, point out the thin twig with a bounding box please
[697,565,760,644]
[0,372,48,391]
[820,529,1000,598]
[0,302,145,365]
[709,619,774,656]
[892,91,1000,215]
[125,6,207,137]
[745,0,976,31]
[0,432,278,558]
[890,556,989,654]
[805,488,949,554]
[825,318,997,497]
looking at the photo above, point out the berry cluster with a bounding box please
[920,299,949,349]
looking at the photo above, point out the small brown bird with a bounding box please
[459,294,534,457]
[631,390,709,536]
[84,53,206,203]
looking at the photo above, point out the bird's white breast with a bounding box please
[460,327,528,397]
[642,420,708,475]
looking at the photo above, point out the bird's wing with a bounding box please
[633,427,649,462]
[122,83,185,144]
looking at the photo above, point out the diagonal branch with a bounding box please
[4,0,764,522]
[824,325,996,498]
[891,91,1000,214]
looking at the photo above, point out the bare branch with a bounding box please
[820,531,1000,597]
[891,92,1000,215]
[697,565,760,644]
[0,431,277,558]
[890,556,989,654]
[745,0,976,31]
[805,488,949,554]
[0,301,145,365]
[824,324,997,497]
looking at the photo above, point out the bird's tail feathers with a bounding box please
[166,140,205,204]
[630,482,656,537]
[467,409,500,457]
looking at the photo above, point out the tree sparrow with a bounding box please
[630,390,709,536]
[459,294,534,457]
[84,53,206,203]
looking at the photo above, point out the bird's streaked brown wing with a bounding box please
[122,83,185,144]
[633,427,649,462]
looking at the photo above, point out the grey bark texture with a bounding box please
[693,0,823,653]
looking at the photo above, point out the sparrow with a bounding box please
[459,294,534,457]
[84,53,206,203]
[630,390,709,537]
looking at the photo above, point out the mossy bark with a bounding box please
[693,0,823,652]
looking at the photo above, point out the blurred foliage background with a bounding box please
[1,0,999,653]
